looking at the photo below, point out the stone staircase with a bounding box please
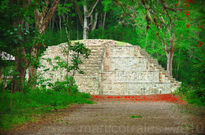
[99,41,181,95]
[139,48,181,92]
[74,43,105,95]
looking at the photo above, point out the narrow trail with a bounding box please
[2,97,205,135]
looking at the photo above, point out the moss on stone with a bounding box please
[115,41,127,46]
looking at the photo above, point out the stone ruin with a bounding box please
[38,39,181,95]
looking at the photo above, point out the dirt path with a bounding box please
[3,101,205,135]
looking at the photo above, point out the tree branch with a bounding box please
[35,0,60,34]
[87,0,99,17]
[160,0,172,24]
[114,0,133,18]
[42,0,60,33]
[72,0,84,26]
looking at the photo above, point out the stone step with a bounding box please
[82,70,100,74]
[82,59,102,62]
[89,55,103,58]
[83,57,102,61]
[158,68,166,72]
[75,75,99,78]
[150,60,158,64]
[167,77,176,82]
[80,63,99,66]
[82,61,102,65]
[89,49,104,52]
[140,49,146,52]
[87,45,104,47]
[90,52,103,55]
[172,83,180,86]
[81,71,100,75]
[140,52,149,56]
[79,71,100,75]
[82,64,102,68]
[91,48,104,51]
[86,43,104,46]
[80,67,100,70]
[81,64,100,67]
[90,48,104,51]
[87,46,104,49]
[80,68,100,72]
[85,55,102,59]
[82,57,101,61]
[83,60,102,64]
[83,59,101,63]
[87,55,103,58]
[75,70,99,74]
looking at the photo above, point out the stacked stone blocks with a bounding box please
[37,39,181,95]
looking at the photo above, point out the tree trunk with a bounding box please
[0,67,2,83]
[28,46,39,87]
[91,12,98,31]
[73,0,99,39]
[12,47,28,92]
[28,0,60,87]
[76,16,79,39]
[165,42,174,76]
[11,0,29,92]
[102,12,106,30]
[166,51,173,76]
[59,15,62,31]
[52,15,55,31]
[83,4,88,39]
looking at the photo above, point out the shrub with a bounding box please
[175,83,205,106]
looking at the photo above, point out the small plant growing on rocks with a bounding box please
[54,41,90,95]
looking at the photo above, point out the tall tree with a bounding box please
[0,0,60,91]
[0,0,33,92]
[28,0,60,87]
[72,0,99,39]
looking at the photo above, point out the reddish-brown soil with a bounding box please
[91,94,186,103]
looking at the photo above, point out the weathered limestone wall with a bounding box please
[38,39,181,95]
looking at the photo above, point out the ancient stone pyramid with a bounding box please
[38,39,181,95]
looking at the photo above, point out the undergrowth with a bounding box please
[175,83,205,106]
[0,87,93,130]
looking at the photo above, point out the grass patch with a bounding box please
[116,41,126,46]
[130,115,143,118]
[0,89,93,130]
